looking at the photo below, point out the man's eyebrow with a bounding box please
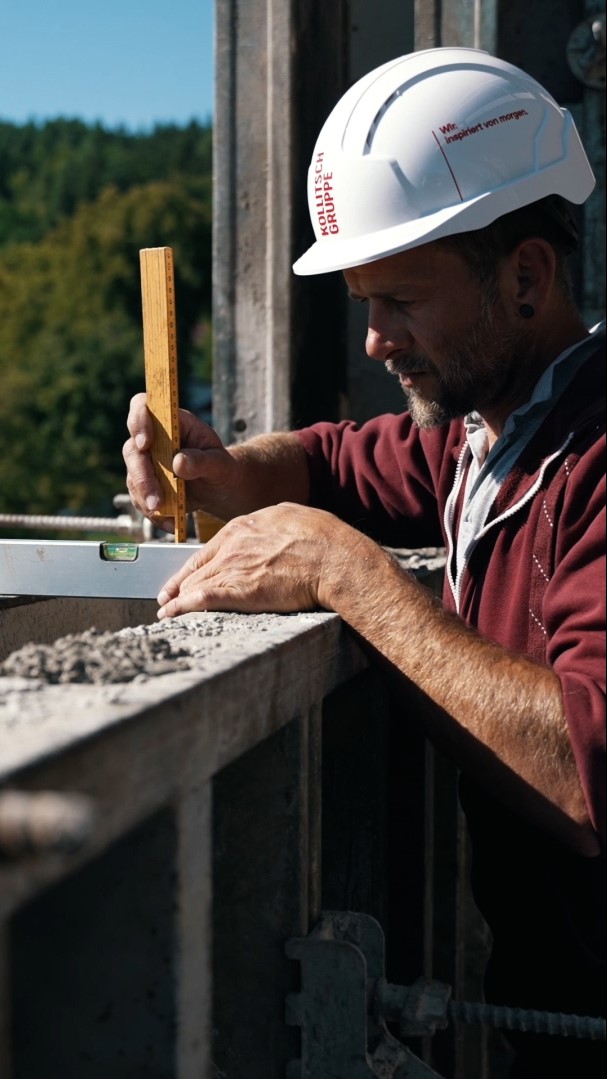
[346,285,398,300]
[346,283,422,301]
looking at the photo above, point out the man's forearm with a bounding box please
[321,531,599,853]
[230,433,310,509]
[196,432,310,519]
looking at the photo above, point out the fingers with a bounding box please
[125,391,232,517]
[156,542,217,608]
[126,393,154,449]
[157,560,220,620]
[124,395,222,526]
[123,434,162,515]
[123,444,161,513]
[172,448,215,480]
[123,393,160,514]
[157,589,215,620]
[127,394,221,456]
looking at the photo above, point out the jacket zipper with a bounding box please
[444,432,574,613]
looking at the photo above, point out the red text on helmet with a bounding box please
[314,152,339,236]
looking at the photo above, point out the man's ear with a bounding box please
[506,238,557,316]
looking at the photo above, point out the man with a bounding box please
[124,48,605,1075]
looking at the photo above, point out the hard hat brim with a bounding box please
[293,198,475,275]
[293,159,595,276]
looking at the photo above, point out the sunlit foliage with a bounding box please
[0,121,212,516]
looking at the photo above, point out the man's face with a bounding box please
[343,243,530,430]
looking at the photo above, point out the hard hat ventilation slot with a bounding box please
[364,88,404,153]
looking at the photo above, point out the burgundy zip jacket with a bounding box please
[295,344,605,1029]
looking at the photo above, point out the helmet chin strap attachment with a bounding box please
[519,303,535,319]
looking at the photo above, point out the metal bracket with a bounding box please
[286,911,606,1076]
[286,911,445,1078]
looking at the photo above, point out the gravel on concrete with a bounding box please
[0,612,322,686]
[0,548,445,688]
[0,626,191,684]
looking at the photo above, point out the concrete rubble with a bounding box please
[0,548,445,689]
[0,609,347,778]
[0,610,331,686]
[0,548,445,770]
[1,625,191,684]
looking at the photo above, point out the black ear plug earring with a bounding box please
[519,303,535,319]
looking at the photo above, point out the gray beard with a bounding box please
[385,308,530,429]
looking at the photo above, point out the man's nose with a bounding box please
[366,325,390,361]
[365,312,414,363]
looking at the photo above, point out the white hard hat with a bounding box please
[292,47,596,276]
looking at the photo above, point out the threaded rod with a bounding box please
[449,1000,605,1040]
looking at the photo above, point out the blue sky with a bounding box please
[0,1,214,130]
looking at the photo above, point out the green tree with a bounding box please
[0,119,212,245]
[0,178,211,516]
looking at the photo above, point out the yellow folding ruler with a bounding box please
[140,246,188,542]
[140,246,224,545]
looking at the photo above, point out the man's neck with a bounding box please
[482,312,590,448]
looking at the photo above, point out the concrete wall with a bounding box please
[1,551,510,1079]
[0,603,368,1078]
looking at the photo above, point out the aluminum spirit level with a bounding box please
[0,540,203,600]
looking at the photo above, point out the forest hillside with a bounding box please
[0,119,212,519]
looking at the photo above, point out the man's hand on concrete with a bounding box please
[155,502,355,618]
